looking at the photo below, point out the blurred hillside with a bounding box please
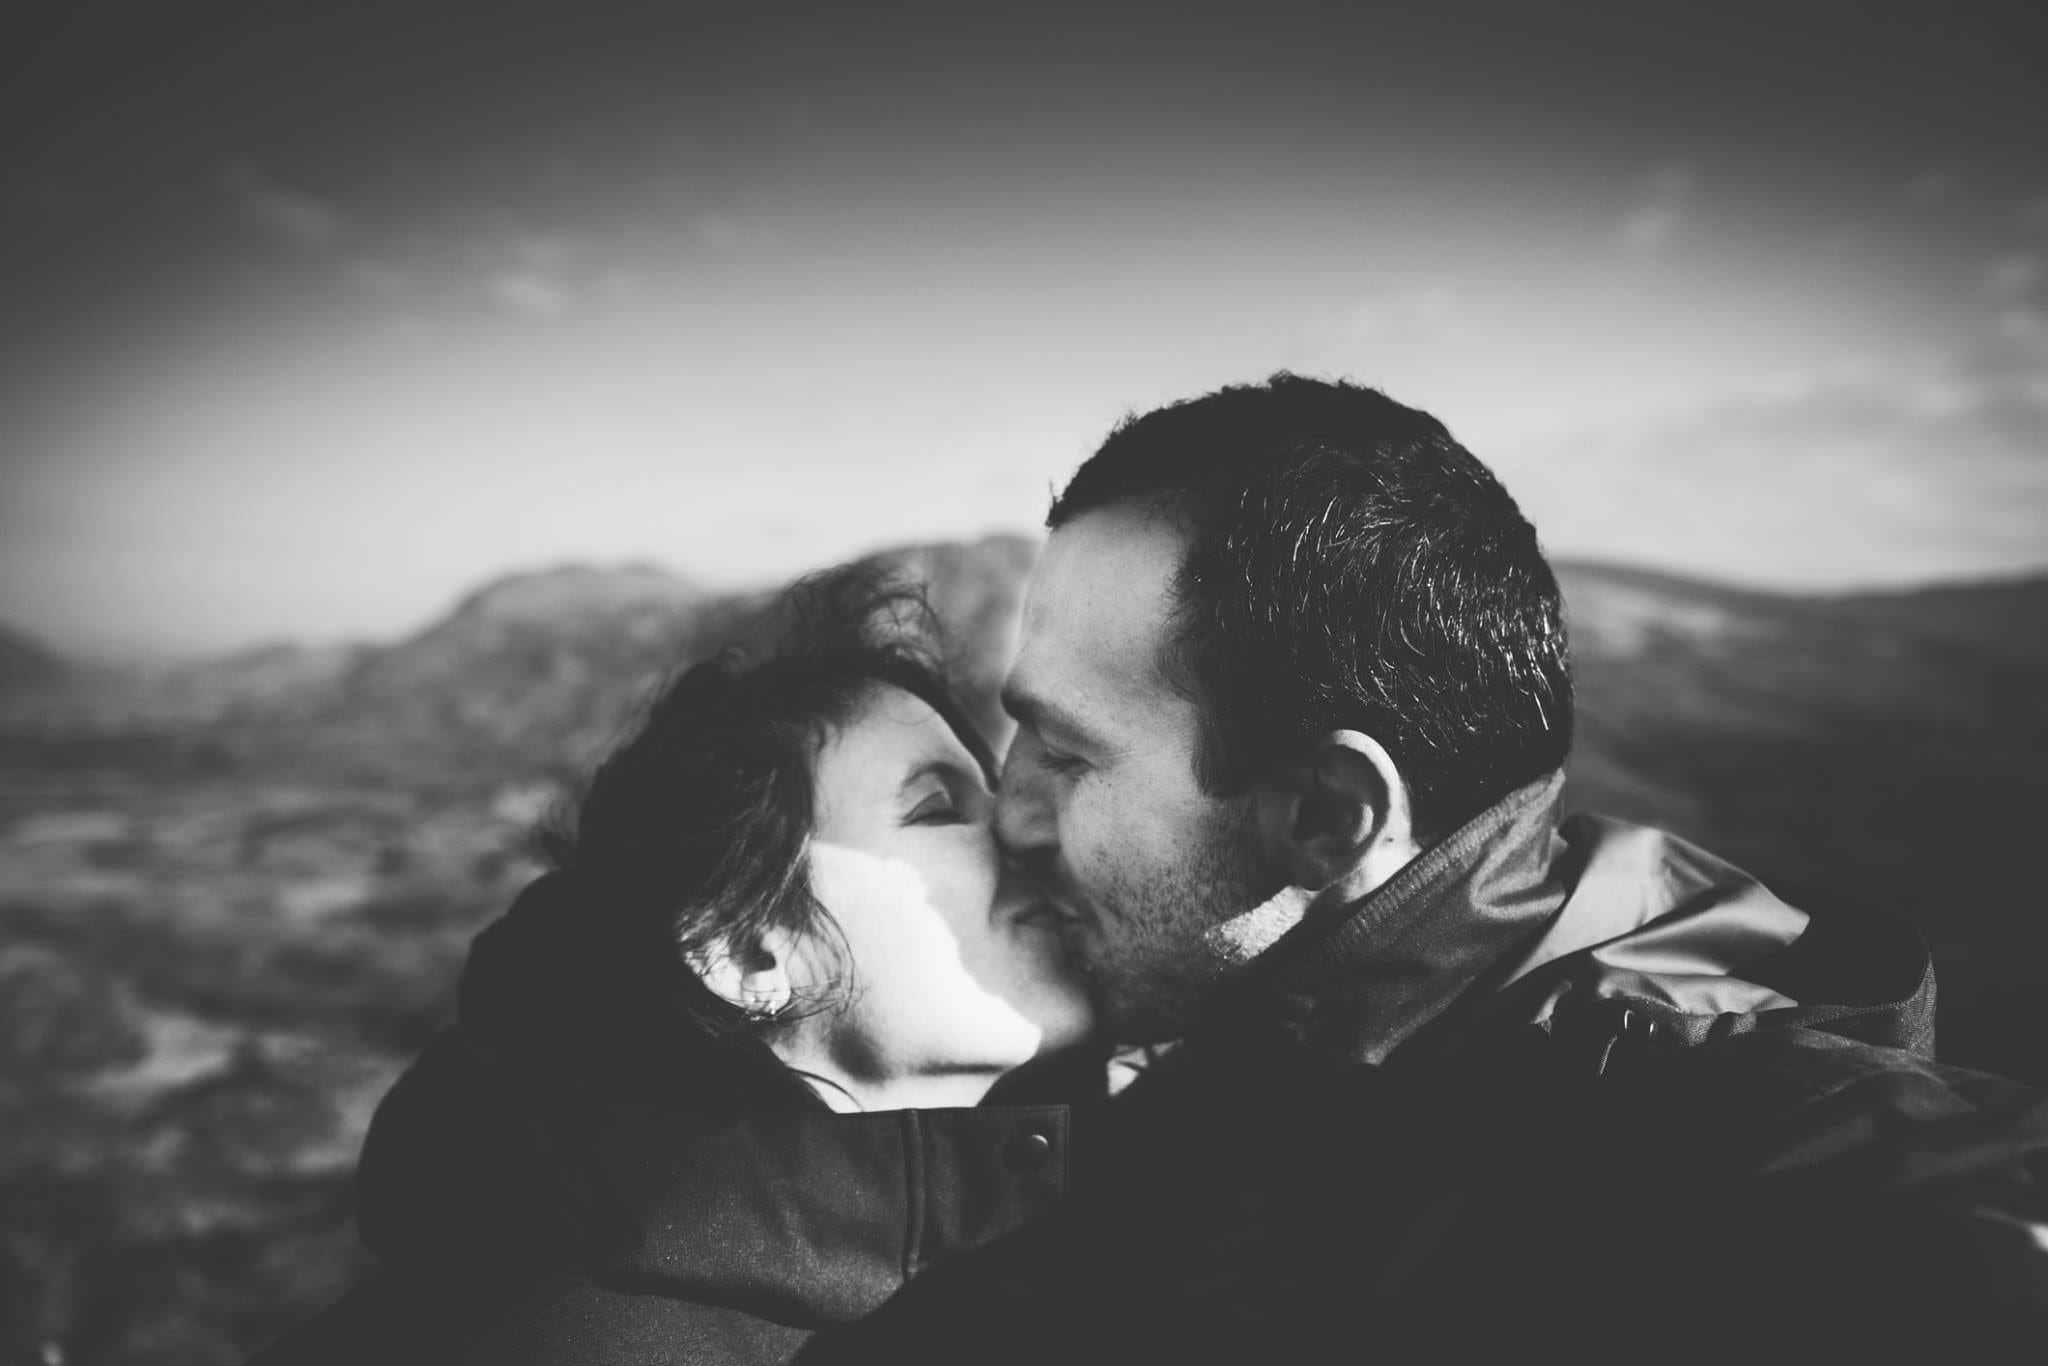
[0,626,66,696]
[2,536,2045,1365]
[1560,563,2048,1084]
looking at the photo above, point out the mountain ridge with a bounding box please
[8,550,2041,681]
[0,618,67,693]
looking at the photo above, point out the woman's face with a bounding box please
[800,684,1095,1083]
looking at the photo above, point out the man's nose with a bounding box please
[993,748,1054,859]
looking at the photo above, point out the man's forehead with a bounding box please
[1014,505,1187,721]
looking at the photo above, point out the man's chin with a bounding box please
[1101,996,1194,1048]
[1079,957,1202,1046]
[1052,933,1140,1040]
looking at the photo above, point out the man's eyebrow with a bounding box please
[1000,683,1088,745]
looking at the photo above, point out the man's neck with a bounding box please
[1252,772,1570,1064]
[1197,828,1427,970]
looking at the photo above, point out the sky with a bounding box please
[2,1,2045,656]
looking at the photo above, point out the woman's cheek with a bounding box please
[931,826,1000,929]
[812,834,1047,1062]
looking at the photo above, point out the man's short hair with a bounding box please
[1049,373,1572,841]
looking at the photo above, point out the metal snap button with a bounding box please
[1002,1130,1053,1174]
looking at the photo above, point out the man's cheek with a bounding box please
[1059,792,1102,864]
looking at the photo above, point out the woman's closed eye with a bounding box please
[906,786,970,825]
[899,757,995,827]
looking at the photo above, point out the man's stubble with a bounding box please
[1071,792,1284,1044]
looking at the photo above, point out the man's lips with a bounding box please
[996,862,1089,930]
[1011,901,1064,933]
[1000,885,1088,933]
[1029,893,1090,930]
[1009,900,1075,930]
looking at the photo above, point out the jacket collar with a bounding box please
[1221,768,1933,1072]
[1246,771,1572,1065]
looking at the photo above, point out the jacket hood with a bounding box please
[1254,772,1936,1069]
[354,873,1077,1328]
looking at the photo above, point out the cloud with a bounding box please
[472,226,579,317]
[221,164,348,249]
[1507,367,2048,590]
[694,213,749,249]
[509,233,573,271]
[1330,286,1463,342]
[689,212,785,252]
[1618,164,1694,253]
[341,259,409,297]
[2022,192,2048,231]
[1960,262,2048,390]
[488,271,569,318]
[1998,303,2046,349]
[1986,252,2043,301]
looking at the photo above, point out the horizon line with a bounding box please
[10,540,2047,669]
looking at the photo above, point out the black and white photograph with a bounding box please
[3,3,2046,1363]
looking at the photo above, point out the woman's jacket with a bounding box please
[248,872,1090,1366]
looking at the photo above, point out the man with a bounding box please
[804,375,2048,1364]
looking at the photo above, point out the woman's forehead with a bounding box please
[815,685,981,800]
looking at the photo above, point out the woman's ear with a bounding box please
[683,923,801,1019]
[1254,730,1416,894]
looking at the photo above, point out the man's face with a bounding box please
[995,503,1275,1042]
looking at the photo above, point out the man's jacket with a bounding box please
[806,773,2048,1364]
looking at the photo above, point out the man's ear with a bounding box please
[1254,730,1415,893]
[683,922,801,1019]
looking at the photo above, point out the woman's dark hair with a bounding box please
[533,562,994,1054]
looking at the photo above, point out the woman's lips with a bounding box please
[1005,890,1088,939]
[1009,902,1067,931]
[993,866,1086,934]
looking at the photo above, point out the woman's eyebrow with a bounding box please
[896,758,964,796]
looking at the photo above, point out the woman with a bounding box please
[251,568,1100,1365]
